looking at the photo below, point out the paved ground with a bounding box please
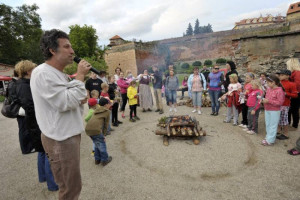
[1,99,300,200]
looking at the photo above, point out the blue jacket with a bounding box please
[187,73,207,97]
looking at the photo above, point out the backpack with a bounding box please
[1,79,20,118]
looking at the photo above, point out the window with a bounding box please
[291,6,294,9]
[298,4,300,7]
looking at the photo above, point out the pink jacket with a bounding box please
[117,78,129,94]
[246,89,263,111]
[264,87,285,111]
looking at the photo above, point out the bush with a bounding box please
[0,95,5,102]
[181,63,190,69]
[192,61,202,66]
[204,59,213,66]
[216,58,227,64]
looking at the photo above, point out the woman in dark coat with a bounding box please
[15,60,58,191]
[224,61,239,93]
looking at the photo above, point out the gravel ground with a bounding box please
[1,98,300,200]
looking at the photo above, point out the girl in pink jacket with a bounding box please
[243,79,263,135]
[261,74,285,146]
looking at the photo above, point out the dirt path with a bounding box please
[0,101,300,200]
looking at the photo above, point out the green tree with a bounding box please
[192,61,202,66]
[204,59,213,66]
[181,63,190,69]
[64,56,107,75]
[194,19,200,35]
[69,24,98,58]
[186,23,193,36]
[0,4,43,65]
[216,58,227,64]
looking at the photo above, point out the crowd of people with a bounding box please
[4,28,300,200]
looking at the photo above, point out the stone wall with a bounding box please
[105,18,300,77]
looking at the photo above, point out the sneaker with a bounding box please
[155,109,160,112]
[210,112,215,115]
[112,123,118,127]
[243,128,249,131]
[239,124,247,128]
[134,116,140,120]
[213,112,219,116]
[223,120,230,123]
[95,160,101,165]
[117,120,123,124]
[129,118,136,122]
[147,108,152,111]
[198,110,202,115]
[276,134,289,140]
[233,123,238,126]
[247,130,255,135]
[192,109,197,113]
[174,108,177,112]
[102,156,112,166]
[159,110,164,114]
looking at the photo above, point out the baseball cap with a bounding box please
[279,69,291,76]
[88,98,98,107]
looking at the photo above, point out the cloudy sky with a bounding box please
[1,0,297,46]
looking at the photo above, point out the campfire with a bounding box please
[155,115,206,146]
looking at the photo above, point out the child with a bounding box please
[100,83,113,134]
[85,98,99,122]
[276,70,298,140]
[221,74,242,126]
[180,76,188,100]
[259,72,268,93]
[127,80,140,122]
[85,97,112,166]
[239,73,254,128]
[108,75,122,127]
[243,79,263,134]
[261,74,285,146]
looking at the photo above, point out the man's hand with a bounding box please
[251,110,255,115]
[134,95,138,98]
[76,59,91,82]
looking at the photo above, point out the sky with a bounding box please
[1,0,298,46]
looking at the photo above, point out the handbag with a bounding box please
[1,98,21,118]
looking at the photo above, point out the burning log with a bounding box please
[187,127,193,136]
[172,128,177,136]
[180,128,186,136]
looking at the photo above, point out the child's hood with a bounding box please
[94,106,109,114]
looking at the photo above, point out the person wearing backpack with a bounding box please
[188,66,207,115]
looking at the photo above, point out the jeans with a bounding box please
[247,107,260,133]
[192,91,202,107]
[41,134,82,200]
[208,90,221,113]
[168,90,177,104]
[226,105,239,124]
[121,93,128,111]
[241,103,248,125]
[265,110,281,144]
[38,152,58,191]
[108,111,112,132]
[165,88,169,105]
[154,89,163,111]
[90,134,109,162]
[181,87,188,97]
[130,104,137,119]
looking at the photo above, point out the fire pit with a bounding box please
[155,115,206,146]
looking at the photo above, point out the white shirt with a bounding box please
[30,63,87,141]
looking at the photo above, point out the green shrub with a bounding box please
[216,58,227,64]
[0,95,5,102]
[204,59,213,66]
[192,61,202,66]
[181,63,190,69]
